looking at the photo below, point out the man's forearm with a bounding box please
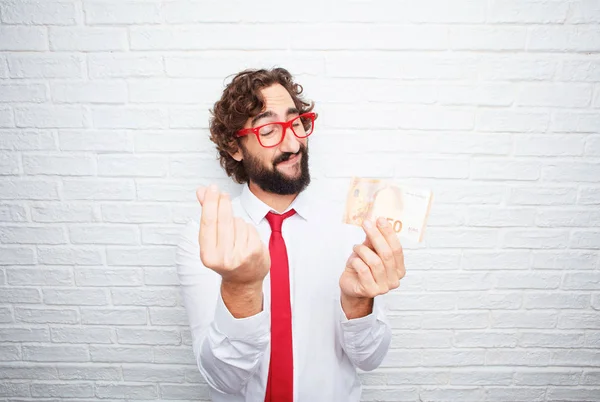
[341,293,374,320]
[221,281,264,318]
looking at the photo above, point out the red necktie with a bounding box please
[264,209,296,402]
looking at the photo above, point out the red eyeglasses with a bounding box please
[236,112,316,148]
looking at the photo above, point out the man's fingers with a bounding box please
[353,244,388,293]
[196,186,207,206]
[217,192,235,261]
[199,184,219,254]
[362,218,395,279]
[347,255,379,297]
[233,217,248,256]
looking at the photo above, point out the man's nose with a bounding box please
[279,126,301,154]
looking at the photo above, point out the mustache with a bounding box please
[274,149,304,165]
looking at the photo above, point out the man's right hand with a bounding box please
[197,184,270,291]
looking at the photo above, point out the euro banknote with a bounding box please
[343,177,433,242]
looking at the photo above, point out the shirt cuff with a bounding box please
[339,296,382,330]
[213,290,269,340]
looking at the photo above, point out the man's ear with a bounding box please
[229,148,243,162]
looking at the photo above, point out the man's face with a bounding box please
[232,83,311,195]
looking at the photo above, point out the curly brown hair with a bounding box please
[208,67,316,184]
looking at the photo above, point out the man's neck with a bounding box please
[248,181,298,214]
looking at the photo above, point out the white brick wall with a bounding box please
[0,0,599,401]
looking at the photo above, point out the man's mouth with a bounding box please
[277,152,301,166]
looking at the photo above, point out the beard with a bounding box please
[240,142,311,195]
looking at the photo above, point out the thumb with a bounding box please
[196,186,207,206]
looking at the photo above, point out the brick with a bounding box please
[485,387,545,401]
[0,328,50,343]
[92,106,168,129]
[153,346,196,364]
[514,370,581,385]
[424,229,498,249]
[582,371,600,385]
[514,135,585,157]
[551,350,600,366]
[0,365,57,380]
[562,60,600,82]
[529,26,600,52]
[134,130,211,153]
[58,365,120,380]
[478,56,557,81]
[536,209,600,227]
[456,293,522,310]
[0,130,56,151]
[7,266,72,286]
[0,83,47,103]
[0,152,20,174]
[107,246,175,266]
[116,328,180,345]
[462,251,530,270]
[558,312,600,329]
[63,178,135,200]
[525,293,589,309]
[31,383,93,398]
[427,205,466,227]
[144,267,179,286]
[578,187,600,205]
[75,267,142,287]
[0,56,6,78]
[422,351,486,367]
[0,344,21,361]
[43,288,108,305]
[23,345,88,362]
[149,307,190,326]
[491,312,558,329]
[88,54,164,78]
[502,229,569,249]
[533,251,598,269]
[570,230,600,249]
[90,345,152,363]
[0,247,35,265]
[384,370,448,385]
[59,129,132,152]
[0,105,14,127]
[495,272,561,289]
[476,110,548,132]
[31,203,96,223]
[37,246,102,267]
[508,186,577,206]
[467,207,535,227]
[422,313,488,329]
[362,387,419,401]
[391,331,452,348]
[95,384,158,399]
[15,105,86,128]
[0,307,12,323]
[22,154,95,176]
[51,81,127,103]
[122,365,186,383]
[128,79,221,104]
[569,0,600,23]
[49,27,128,51]
[449,369,513,385]
[437,83,514,107]
[0,26,47,51]
[7,53,82,78]
[586,136,600,156]
[98,155,168,177]
[490,0,568,23]
[563,273,600,290]
[84,1,160,24]
[0,1,77,24]
[0,382,29,397]
[142,226,183,246]
[449,26,526,50]
[81,307,147,325]
[0,288,41,303]
[454,331,518,348]
[51,327,112,343]
[160,384,211,400]
[15,307,78,324]
[518,83,592,107]
[426,273,493,291]
[130,26,288,50]
[395,157,470,179]
[594,294,600,310]
[552,112,600,133]
[486,350,552,365]
[69,224,139,245]
[547,387,600,401]
[169,105,210,128]
[111,288,178,306]
[101,203,170,223]
[388,293,456,311]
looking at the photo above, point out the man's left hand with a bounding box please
[339,217,405,317]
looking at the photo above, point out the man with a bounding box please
[176,68,405,402]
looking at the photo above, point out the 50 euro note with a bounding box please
[343,177,433,242]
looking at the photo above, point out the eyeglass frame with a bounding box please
[235,112,317,148]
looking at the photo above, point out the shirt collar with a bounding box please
[240,183,314,225]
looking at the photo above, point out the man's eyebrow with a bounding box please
[287,107,300,116]
[251,107,300,126]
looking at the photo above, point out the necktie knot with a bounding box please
[266,209,296,233]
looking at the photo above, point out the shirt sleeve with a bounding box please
[175,218,270,395]
[336,293,392,372]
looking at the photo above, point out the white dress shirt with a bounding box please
[175,183,392,402]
